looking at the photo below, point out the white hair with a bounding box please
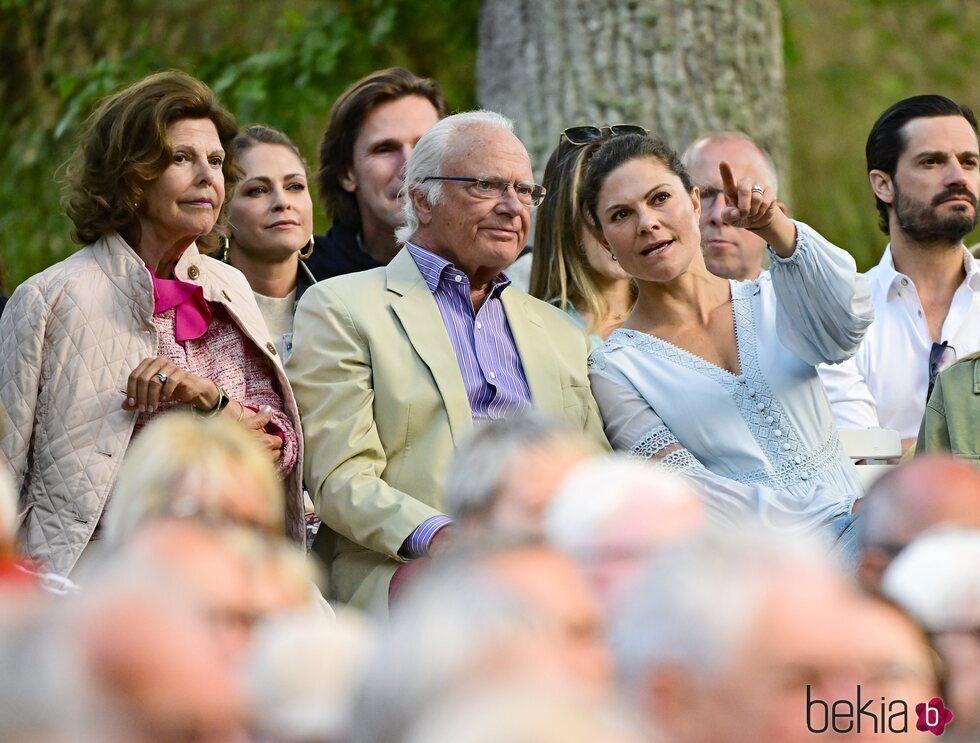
[443,413,596,524]
[544,455,703,559]
[395,110,515,245]
[348,556,544,743]
[403,683,649,743]
[881,527,980,631]
[611,527,834,694]
[245,610,377,741]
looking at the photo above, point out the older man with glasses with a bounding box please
[287,111,609,615]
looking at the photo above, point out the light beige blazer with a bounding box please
[287,248,608,613]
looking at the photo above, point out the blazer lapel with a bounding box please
[387,251,472,443]
[501,289,564,415]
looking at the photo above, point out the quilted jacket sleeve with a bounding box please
[0,282,47,494]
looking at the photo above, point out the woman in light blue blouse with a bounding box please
[581,133,873,556]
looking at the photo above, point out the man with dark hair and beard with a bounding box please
[820,95,980,454]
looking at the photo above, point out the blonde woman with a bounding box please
[530,127,639,350]
[223,125,316,363]
[106,412,285,546]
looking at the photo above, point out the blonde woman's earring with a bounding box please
[220,234,231,263]
[299,235,314,260]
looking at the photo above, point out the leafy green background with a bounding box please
[0,0,977,290]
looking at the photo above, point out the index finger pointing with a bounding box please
[719,160,739,200]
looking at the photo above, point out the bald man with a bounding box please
[857,454,980,592]
[683,132,785,281]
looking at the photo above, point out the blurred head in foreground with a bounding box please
[545,455,706,609]
[613,528,870,743]
[349,538,612,743]
[443,413,601,536]
[883,528,980,739]
[106,412,286,546]
[858,454,980,592]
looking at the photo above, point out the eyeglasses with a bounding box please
[421,176,547,207]
[927,340,957,400]
[697,185,726,209]
[559,124,649,146]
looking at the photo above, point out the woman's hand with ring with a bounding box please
[122,356,216,414]
[718,161,777,230]
[717,161,797,256]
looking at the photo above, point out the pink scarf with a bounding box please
[150,271,212,342]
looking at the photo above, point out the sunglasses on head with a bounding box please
[927,340,957,401]
[559,124,649,146]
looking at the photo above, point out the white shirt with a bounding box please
[818,245,980,440]
[253,288,297,362]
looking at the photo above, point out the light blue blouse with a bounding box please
[588,221,874,532]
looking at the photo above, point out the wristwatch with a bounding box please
[196,385,231,417]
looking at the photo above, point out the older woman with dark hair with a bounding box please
[0,71,303,577]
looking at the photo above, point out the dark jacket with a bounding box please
[305,221,383,281]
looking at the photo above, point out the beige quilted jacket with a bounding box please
[0,234,304,575]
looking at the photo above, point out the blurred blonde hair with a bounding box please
[105,412,284,546]
[530,139,606,326]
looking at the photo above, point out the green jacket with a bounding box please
[917,351,980,457]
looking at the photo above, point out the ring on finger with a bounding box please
[751,185,765,195]
[153,371,169,385]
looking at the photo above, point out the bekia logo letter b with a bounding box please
[916,697,953,736]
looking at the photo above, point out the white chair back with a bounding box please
[838,428,902,491]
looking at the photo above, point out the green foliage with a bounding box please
[0,0,478,289]
[781,0,980,269]
[2,0,978,288]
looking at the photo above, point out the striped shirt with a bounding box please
[399,242,532,559]
[406,242,532,420]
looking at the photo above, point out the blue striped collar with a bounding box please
[405,242,511,295]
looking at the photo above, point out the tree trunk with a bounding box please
[477,0,787,192]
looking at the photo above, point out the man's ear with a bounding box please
[339,167,357,194]
[411,187,434,226]
[869,170,894,205]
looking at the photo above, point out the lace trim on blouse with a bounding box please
[600,280,840,489]
[628,425,703,473]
